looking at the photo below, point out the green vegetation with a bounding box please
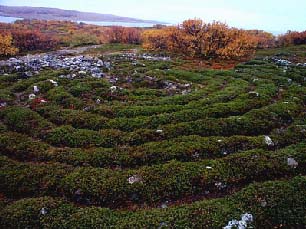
[85,43,140,54]
[0,176,305,228]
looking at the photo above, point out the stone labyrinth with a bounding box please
[0,47,305,228]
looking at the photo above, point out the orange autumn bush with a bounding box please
[0,33,18,56]
[142,19,259,59]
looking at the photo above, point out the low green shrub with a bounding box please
[36,106,108,130]
[1,176,305,228]
[46,125,123,148]
[0,143,304,206]
[0,106,54,137]
[46,87,83,109]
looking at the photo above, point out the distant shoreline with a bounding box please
[0,15,285,34]
[0,16,164,28]
[0,4,167,25]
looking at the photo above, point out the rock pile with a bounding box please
[270,57,306,67]
[0,54,111,79]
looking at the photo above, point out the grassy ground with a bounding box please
[256,44,306,62]
[84,43,140,55]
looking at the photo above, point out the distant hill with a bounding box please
[0,5,166,24]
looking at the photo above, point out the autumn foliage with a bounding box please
[247,30,275,49]
[108,26,141,44]
[277,30,306,46]
[0,33,18,56]
[0,20,143,54]
[68,33,99,47]
[1,18,305,58]
[10,30,59,52]
[142,19,259,59]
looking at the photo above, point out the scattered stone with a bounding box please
[0,54,109,81]
[238,220,248,228]
[215,182,227,190]
[156,129,163,133]
[264,136,274,146]
[268,57,306,68]
[128,175,142,184]
[29,94,36,100]
[110,86,118,93]
[78,70,86,75]
[192,152,200,159]
[287,157,298,168]
[40,207,47,215]
[224,220,239,229]
[141,54,170,61]
[158,222,168,229]
[181,90,189,95]
[49,79,58,87]
[223,213,253,229]
[274,58,292,66]
[221,150,228,156]
[161,201,168,209]
[24,71,33,78]
[33,85,39,93]
[0,102,7,108]
[241,213,253,223]
[248,91,260,97]
[83,106,93,112]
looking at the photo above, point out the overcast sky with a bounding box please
[1,0,306,32]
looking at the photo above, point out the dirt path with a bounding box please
[53,45,103,56]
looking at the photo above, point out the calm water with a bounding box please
[77,20,158,27]
[0,16,23,23]
[0,16,285,34]
[0,15,157,27]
